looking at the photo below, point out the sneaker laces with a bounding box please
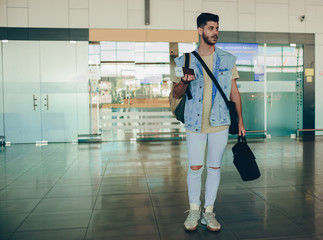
[204,212,216,223]
[184,209,200,222]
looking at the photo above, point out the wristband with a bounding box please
[181,79,190,84]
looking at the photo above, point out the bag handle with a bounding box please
[238,135,247,143]
[184,53,193,100]
[191,51,229,107]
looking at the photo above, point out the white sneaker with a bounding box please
[184,203,201,231]
[201,206,221,231]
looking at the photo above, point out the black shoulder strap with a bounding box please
[191,51,229,106]
[184,53,192,100]
[185,52,190,68]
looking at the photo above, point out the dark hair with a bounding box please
[197,13,219,28]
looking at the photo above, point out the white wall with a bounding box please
[0,0,322,32]
[1,0,323,130]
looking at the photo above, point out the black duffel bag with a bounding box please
[232,136,260,181]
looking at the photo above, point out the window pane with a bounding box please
[135,42,145,51]
[135,52,144,62]
[101,42,116,50]
[101,51,116,61]
[144,42,169,52]
[116,64,135,76]
[117,42,135,50]
[89,45,100,55]
[89,55,100,64]
[144,52,169,63]
[101,64,116,77]
[178,43,197,56]
[117,51,135,61]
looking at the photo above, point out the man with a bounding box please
[172,13,246,231]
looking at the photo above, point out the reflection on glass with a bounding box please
[101,42,116,50]
[91,42,171,111]
[101,64,117,77]
[117,51,134,61]
[89,55,100,65]
[117,42,135,50]
[88,41,304,138]
[101,51,116,61]
[89,44,100,54]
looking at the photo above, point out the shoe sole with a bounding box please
[201,219,221,232]
[184,225,198,231]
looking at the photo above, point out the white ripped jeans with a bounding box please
[186,128,229,208]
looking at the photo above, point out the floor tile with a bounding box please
[18,211,92,231]
[11,228,87,240]
[268,197,323,216]
[46,185,100,198]
[295,184,323,201]
[85,225,159,240]
[227,216,307,239]
[263,237,311,240]
[0,214,28,240]
[94,193,151,210]
[151,192,190,207]
[104,167,145,177]
[148,181,188,193]
[99,175,147,184]
[215,200,283,222]
[250,186,314,201]
[0,187,51,200]
[288,213,323,235]
[0,199,41,214]
[154,204,188,223]
[34,196,96,213]
[89,206,155,228]
[216,188,263,203]
[98,181,149,195]
[54,177,102,187]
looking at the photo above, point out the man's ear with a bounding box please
[197,27,203,36]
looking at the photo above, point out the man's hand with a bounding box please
[181,73,196,83]
[173,74,196,99]
[238,120,246,137]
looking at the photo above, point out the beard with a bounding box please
[202,32,217,46]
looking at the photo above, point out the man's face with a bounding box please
[199,21,219,46]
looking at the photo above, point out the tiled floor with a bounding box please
[1,136,323,240]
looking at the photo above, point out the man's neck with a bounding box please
[198,42,215,56]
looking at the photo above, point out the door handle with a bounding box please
[267,93,273,107]
[44,95,49,110]
[33,94,38,110]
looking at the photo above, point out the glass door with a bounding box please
[217,43,303,137]
[90,41,174,141]
[0,43,4,138]
[216,43,266,136]
[3,41,42,143]
[40,41,78,142]
[263,44,303,136]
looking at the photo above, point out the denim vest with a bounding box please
[174,46,237,133]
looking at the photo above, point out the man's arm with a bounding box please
[173,74,195,99]
[230,79,246,136]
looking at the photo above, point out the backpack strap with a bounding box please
[184,53,192,100]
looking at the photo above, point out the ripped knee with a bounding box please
[190,165,203,171]
[209,166,220,170]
